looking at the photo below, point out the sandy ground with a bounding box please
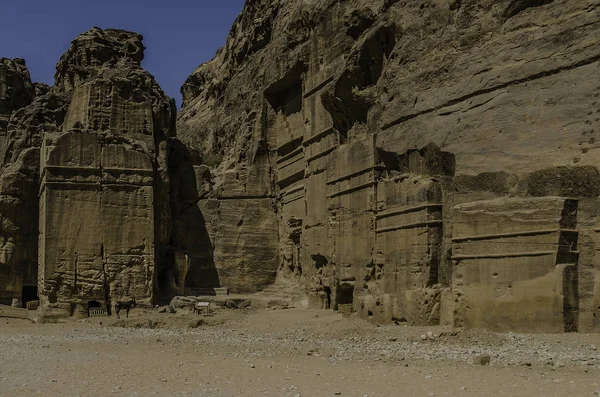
[1,308,600,397]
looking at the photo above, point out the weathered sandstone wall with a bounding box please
[178,0,600,332]
[37,28,176,317]
[1,1,598,332]
[0,28,179,316]
[0,58,59,306]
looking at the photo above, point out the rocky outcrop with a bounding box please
[37,28,176,317]
[178,0,600,332]
[54,27,145,92]
[0,58,53,306]
[0,28,179,317]
[1,1,598,332]
[0,58,34,114]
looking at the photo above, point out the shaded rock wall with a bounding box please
[0,58,56,305]
[179,0,600,332]
[0,58,34,152]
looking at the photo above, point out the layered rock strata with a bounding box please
[37,28,176,317]
[1,0,599,333]
[0,28,177,317]
[0,58,59,306]
[178,0,600,332]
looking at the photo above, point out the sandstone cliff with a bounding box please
[0,28,180,317]
[38,28,177,317]
[0,58,62,306]
[178,0,600,332]
[1,0,598,332]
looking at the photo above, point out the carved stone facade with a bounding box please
[38,131,156,316]
[451,198,579,332]
[178,0,600,333]
[1,1,600,333]
[258,6,456,327]
[0,28,176,318]
[35,29,176,318]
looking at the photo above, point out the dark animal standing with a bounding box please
[114,298,136,319]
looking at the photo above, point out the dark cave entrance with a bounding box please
[87,300,101,315]
[21,286,38,307]
[337,284,354,305]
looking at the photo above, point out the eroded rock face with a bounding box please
[178,0,600,332]
[0,58,34,113]
[36,28,176,317]
[54,27,145,92]
[0,58,35,163]
[0,28,178,316]
[0,58,46,305]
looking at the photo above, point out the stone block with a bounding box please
[452,198,579,332]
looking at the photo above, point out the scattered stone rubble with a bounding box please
[2,310,600,370]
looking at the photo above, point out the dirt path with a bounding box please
[1,308,599,396]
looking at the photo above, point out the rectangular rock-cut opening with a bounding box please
[337,284,354,305]
[87,300,102,315]
[21,286,38,308]
[291,230,302,276]
[265,63,304,115]
[377,148,400,173]
[557,230,578,263]
[559,199,578,230]
[282,84,302,117]
[88,300,108,317]
[267,64,306,164]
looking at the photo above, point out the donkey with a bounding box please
[115,298,136,319]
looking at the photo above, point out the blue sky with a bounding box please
[0,0,245,107]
